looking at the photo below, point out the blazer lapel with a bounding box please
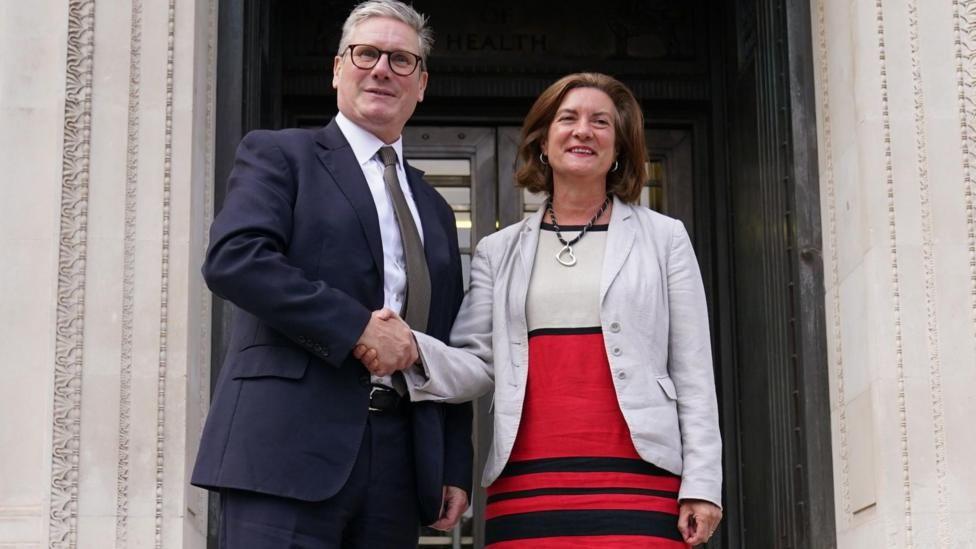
[314,121,384,279]
[518,206,544,283]
[601,197,636,303]
[404,165,440,264]
[511,207,544,330]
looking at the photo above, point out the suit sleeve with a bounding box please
[666,220,723,507]
[202,130,371,364]
[441,402,474,494]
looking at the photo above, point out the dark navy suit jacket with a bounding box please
[191,120,473,525]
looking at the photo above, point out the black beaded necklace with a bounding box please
[545,194,612,267]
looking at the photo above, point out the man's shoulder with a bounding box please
[241,127,320,152]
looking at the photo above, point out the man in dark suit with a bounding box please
[191,1,472,546]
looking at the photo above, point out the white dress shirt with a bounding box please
[335,113,424,389]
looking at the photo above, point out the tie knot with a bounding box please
[378,146,398,168]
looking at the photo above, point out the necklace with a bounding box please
[545,194,612,267]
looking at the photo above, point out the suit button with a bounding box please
[611,346,622,356]
[359,374,370,387]
[609,321,621,333]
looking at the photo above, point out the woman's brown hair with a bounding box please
[515,73,647,203]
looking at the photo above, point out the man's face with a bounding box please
[333,17,428,143]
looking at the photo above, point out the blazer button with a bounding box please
[359,374,370,387]
[609,321,621,333]
[611,346,622,356]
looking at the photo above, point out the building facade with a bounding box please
[0,0,973,547]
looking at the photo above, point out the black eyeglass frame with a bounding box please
[343,44,425,76]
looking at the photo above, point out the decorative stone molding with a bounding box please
[906,1,949,546]
[50,1,96,547]
[814,0,851,521]
[874,1,914,545]
[115,1,142,546]
[152,1,178,546]
[955,0,976,354]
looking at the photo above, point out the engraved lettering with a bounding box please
[531,34,547,52]
[446,33,461,51]
[444,33,548,53]
[482,7,508,24]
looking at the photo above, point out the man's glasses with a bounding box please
[344,44,423,76]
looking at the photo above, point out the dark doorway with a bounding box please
[211,1,834,547]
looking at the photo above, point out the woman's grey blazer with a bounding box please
[406,196,723,507]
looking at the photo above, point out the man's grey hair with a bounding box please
[337,0,433,64]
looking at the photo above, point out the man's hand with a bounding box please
[678,499,722,546]
[355,308,417,376]
[429,485,468,531]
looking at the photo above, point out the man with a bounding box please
[191,1,472,546]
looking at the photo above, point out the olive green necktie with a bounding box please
[377,146,431,332]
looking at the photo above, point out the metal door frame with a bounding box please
[402,126,497,548]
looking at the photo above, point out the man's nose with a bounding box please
[370,53,393,78]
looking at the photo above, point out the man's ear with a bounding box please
[417,70,429,102]
[332,56,342,89]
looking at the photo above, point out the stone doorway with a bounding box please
[211,1,834,547]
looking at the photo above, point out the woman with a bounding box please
[359,73,722,547]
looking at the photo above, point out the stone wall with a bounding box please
[812,0,976,546]
[0,0,216,546]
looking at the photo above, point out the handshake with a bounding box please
[353,308,420,376]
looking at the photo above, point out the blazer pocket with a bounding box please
[656,375,678,400]
[231,344,311,380]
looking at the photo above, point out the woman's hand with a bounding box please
[353,308,417,376]
[678,499,722,546]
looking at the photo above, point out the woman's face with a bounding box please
[542,87,618,185]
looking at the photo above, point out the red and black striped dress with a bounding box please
[484,222,688,548]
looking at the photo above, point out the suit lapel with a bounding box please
[512,207,544,327]
[404,164,444,270]
[519,207,544,283]
[314,121,385,279]
[601,197,636,303]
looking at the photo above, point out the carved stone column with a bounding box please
[813,0,976,546]
[0,0,217,546]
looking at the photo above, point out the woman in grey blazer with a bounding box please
[358,73,722,547]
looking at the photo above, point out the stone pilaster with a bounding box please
[0,0,216,546]
[813,0,976,546]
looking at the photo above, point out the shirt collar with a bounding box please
[335,112,405,170]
